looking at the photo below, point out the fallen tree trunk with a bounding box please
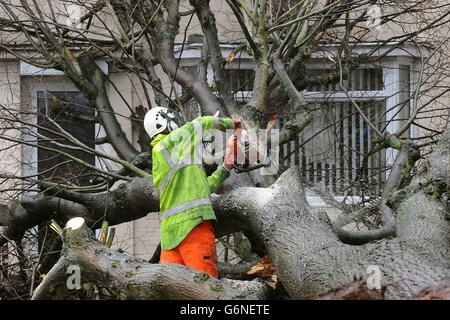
[30,166,450,300]
[32,217,271,300]
[0,173,253,247]
[318,279,450,300]
[8,125,450,300]
[317,280,384,300]
[212,167,450,299]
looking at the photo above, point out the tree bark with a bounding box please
[7,126,450,299]
[24,166,450,300]
[32,218,271,300]
[213,167,450,299]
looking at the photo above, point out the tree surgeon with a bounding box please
[144,107,238,277]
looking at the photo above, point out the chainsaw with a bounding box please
[231,118,274,173]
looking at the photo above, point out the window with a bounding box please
[281,100,386,196]
[178,65,254,118]
[180,66,254,99]
[305,68,384,92]
[224,68,255,92]
[175,48,414,199]
[37,91,96,186]
[398,65,411,137]
[281,67,389,196]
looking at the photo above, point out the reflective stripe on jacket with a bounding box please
[151,116,234,250]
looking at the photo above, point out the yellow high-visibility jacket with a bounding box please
[151,116,234,250]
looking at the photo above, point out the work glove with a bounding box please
[224,117,242,171]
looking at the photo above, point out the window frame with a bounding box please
[20,73,112,187]
[174,43,422,206]
[301,58,416,183]
[175,43,255,102]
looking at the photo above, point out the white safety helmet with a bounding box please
[144,107,180,139]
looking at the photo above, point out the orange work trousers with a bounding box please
[160,220,218,277]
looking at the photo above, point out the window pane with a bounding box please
[280,100,387,195]
[305,68,384,92]
[399,65,411,137]
[37,91,95,186]
[224,69,255,92]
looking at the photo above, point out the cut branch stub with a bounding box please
[63,217,96,247]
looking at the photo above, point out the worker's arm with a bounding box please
[207,133,236,194]
[194,116,234,134]
[207,165,230,194]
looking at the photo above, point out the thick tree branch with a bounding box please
[334,140,420,245]
[76,56,139,161]
[190,0,235,114]
[272,55,312,145]
[140,0,226,115]
[32,217,272,300]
